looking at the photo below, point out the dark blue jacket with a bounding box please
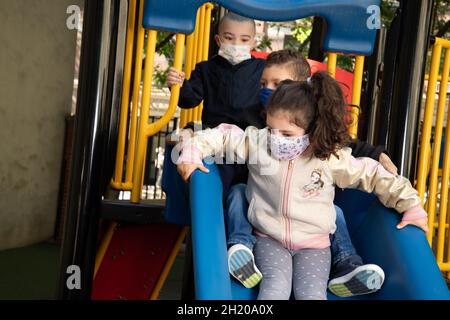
[179,55,266,129]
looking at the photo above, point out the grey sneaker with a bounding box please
[328,263,385,297]
[228,244,262,289]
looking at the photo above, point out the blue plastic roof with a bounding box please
[143,0,381,55]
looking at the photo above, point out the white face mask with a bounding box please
[218,43,251,65]
[268,133,310,161]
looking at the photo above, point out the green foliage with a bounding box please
[380,0,398,28]
[256,34,272,51]
[279,18,313,57]
[433,0,450,38]
[291,18,313,44]
[381,0,450,38]
[151,32,176,88]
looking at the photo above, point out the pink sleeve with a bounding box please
[177,145,203,165]
[401,205,428,222]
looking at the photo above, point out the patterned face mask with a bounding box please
[218,43,252,65]
[268,132,310,161]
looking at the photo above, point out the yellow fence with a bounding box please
[327,53,365,139]
[416,37,450,277]
[110,1,213,203]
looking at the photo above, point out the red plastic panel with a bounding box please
[92,224,183,300]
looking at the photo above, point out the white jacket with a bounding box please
[179,124,427,250]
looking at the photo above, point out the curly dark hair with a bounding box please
[266,71,350,160]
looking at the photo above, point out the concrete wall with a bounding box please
[0,0,83,250]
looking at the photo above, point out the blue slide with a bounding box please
[155,0,449,299]
[163,146,450,300]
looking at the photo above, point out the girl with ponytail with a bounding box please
[266,71,351,160]
[177,71,428,300]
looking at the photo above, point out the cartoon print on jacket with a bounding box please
[302,169,324,198]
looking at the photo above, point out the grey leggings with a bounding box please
[254,236,331,300]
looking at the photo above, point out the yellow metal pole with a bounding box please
[427,48,448,245]
[187,9,201,125]
[149,227,188,300]
[110,0,144,190]
[327,52,337,78]
[416,43,442,237]
[435,37,450,48]
[438,262,450,271]
[124,0,146,188]
[192,5,205,122]
[348,55,365,139]
[198,4,213,120]
[180,32,195,129]
[436,49,450,262]
[94,222,118,279]
[112,0,136,187]
[131,30,158,203]
[203,4,213,61]
[147,34,186,135]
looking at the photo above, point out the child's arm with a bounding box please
[167,64,205,109]
[176,124,253,181]
[329,148,428,233]
[349,140,398,175]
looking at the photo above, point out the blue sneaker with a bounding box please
[228,244,262,288]
[328,262,385,297]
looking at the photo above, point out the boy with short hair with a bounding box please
[167,12,266,288]
[167,12,265,130]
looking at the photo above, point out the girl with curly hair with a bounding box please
[177,71,428,300]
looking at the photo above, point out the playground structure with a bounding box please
[57,0,450,300]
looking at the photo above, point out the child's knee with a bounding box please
[226,183,247,205]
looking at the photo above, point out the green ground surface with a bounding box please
[0,243,60,299]
[0,241,185,300]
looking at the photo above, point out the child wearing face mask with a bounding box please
[167,12,266,288]
[176,73,429,300]
[257,50,396,297]
[167,12,265,130]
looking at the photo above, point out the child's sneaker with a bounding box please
[228,244,262,288]
[328,262,385,297]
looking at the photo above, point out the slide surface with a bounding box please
[163,155,450,299]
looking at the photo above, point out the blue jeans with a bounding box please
[224,183,256,250]
[330,205,362,268]
[224,184,361,267]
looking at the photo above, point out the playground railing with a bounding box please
[416,36,450,277]
[110,1,213,203]
[327,53,365,139]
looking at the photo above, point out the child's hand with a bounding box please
[379,153,398,175]
[396,217,429,233]
[177,163,209,182]
[166,67,185,87]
